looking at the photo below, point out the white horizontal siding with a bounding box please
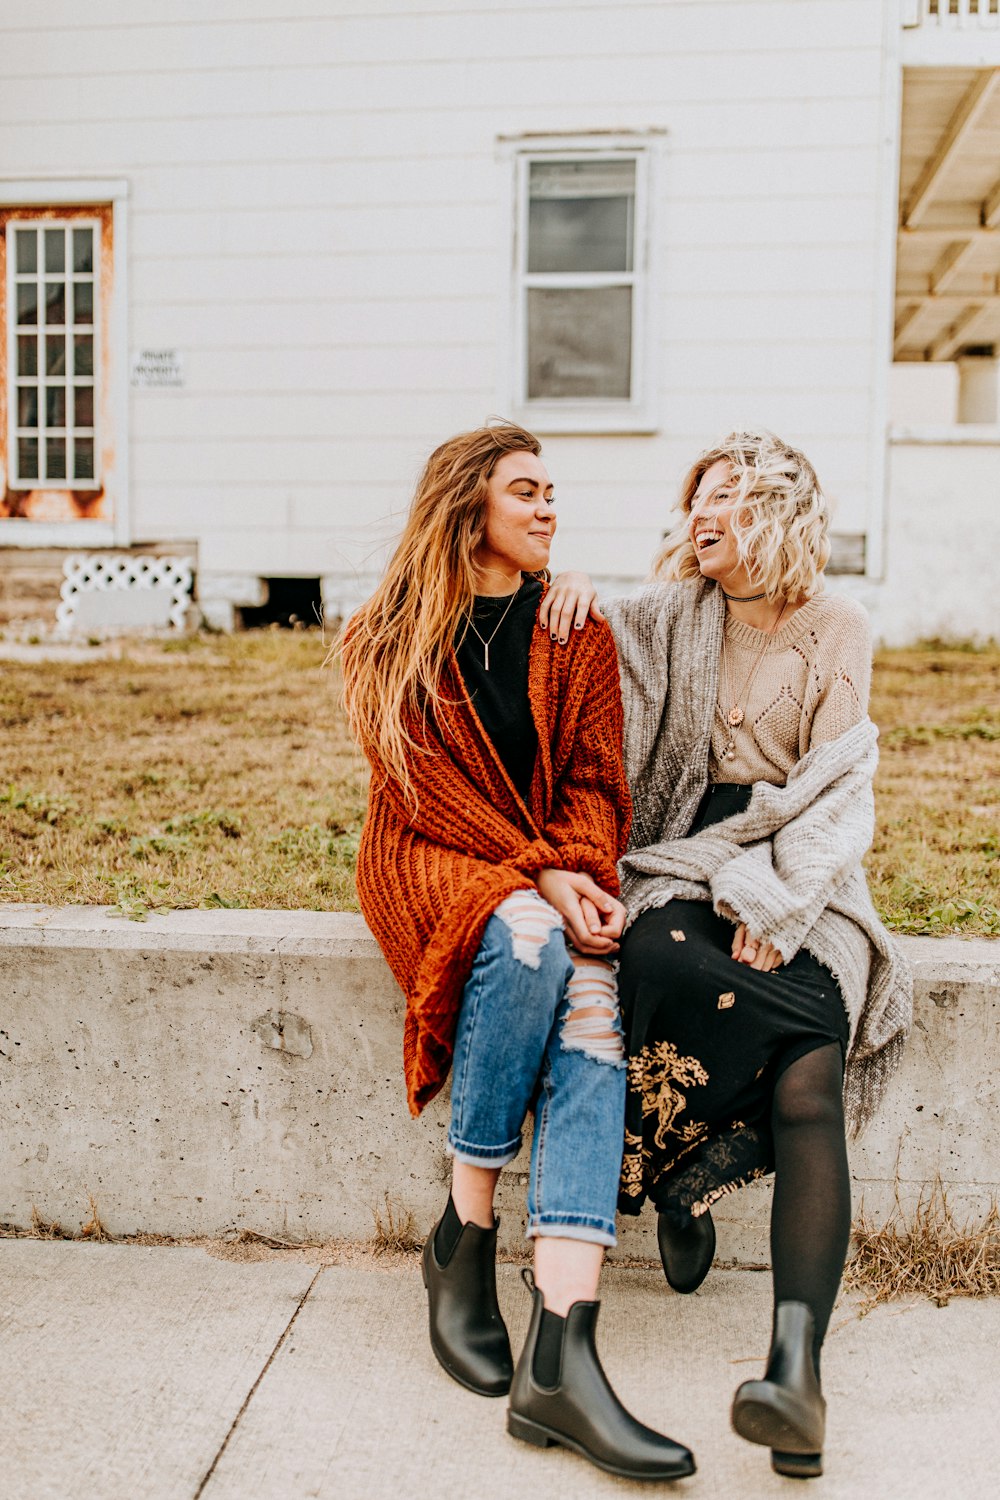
[0,0,893,572]
[2,54,885,122]
[4,3,886,73]
[130,299,496,353]
[129,250,498,304]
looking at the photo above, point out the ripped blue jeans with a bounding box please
[447,889,626,1246]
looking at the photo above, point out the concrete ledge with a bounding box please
[1,906,997,1262]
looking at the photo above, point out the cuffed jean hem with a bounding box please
[527,1217,617,1248]
[446,1132,521,1168]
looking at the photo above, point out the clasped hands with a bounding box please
[536,868,782,970]
[536,868,626,956]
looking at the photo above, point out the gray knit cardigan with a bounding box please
[603,577,913,1135]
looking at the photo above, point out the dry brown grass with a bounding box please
[370,1192,421,1256]
[79,1193,112,1241]
[867,641,999,935]
[0,631,996,931]
[0,630,366,914]
[845,1180,1000,1310]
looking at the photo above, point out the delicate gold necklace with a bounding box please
[464,587,519,671]
[716,600,788,761]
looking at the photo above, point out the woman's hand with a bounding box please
[538,571,604,643]
[731,922,784,972]
[536,868,626,955]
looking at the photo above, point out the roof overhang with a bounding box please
[895,66,1000,361]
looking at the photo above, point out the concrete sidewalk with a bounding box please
[1,1242,995,1500]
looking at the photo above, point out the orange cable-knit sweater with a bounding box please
[355,612,631,1116]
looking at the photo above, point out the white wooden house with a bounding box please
[1,0,999,643]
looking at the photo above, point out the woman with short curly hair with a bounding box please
[544,429,911,1480]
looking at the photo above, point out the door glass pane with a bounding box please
[15,228,37,273]
[45,227,65,273]
[73,281,94,323]
[527,286,632,400]
[528,160,635,274]
[18,437,40,479]
[73,335,94,377]
[44,282,67,326]
[16,283,38,325]
[46,437,67,480]
[74,437,95,480]
[46,387,67,428]
[17,387,39,428]
[74,386,95,427]
[17,334,38,377]
[73,227,95,272]
[46,334,67,375]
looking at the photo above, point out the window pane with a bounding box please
[46,334,67,375]
[46,437,67,480]
[74,437,95,480]
[527,286,632,400]
[16,229,37,273]
[73,334,94,377]
[18,437,39,480]
[17,386,39,428]
[44,282,67,325]
[46,387,67,428]
[16,283,38,325]
[17,334,38,377]
[528,160,635,274]
[73,280,94,323]
[74,386,95,427]
[73,227,95,272]
[45,227,65,273]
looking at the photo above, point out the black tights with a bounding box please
[770,1041,851,1374]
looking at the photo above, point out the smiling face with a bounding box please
[687,457,756,593]
[473,449,556,591]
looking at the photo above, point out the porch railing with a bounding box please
[905,0,1000,27]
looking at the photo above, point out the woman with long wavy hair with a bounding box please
[542,430,911,1480]
[340,422,694,1482]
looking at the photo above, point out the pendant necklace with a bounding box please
[464,586,519,671]
[716,599,788,761]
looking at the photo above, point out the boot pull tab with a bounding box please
[521,1267,536,1293]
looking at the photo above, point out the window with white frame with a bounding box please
[513,148,651,427]
[7,219,99,488]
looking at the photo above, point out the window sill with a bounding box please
[0,520,117,548]
[510,403,660,436]
[890,424,1000,445]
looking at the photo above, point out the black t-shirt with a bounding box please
[454,577,542,803]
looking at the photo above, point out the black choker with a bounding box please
[722,589,767,602]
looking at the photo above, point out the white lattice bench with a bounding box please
[55,554,194,635]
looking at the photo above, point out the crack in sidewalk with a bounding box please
[193,1264,326,1498]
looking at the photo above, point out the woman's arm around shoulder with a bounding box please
[542,617,631,887]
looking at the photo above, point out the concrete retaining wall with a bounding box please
[1,906,996,1262]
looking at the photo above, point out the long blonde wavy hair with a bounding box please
[339,422,543,802]
[652,429,831,600]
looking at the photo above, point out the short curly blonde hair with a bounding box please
[651,430,831,601]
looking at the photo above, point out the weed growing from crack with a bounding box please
[371,1193,421,1256]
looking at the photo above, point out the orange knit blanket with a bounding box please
[356,616,631,1115]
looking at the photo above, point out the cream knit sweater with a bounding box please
[603,578,912,1135]
[709,593,872,784]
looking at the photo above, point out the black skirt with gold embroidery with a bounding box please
[617,783,849,1224]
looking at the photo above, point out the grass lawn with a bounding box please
[0,632,997,934]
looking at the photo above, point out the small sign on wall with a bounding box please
[130,348,185,388]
